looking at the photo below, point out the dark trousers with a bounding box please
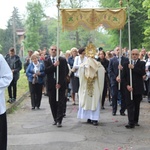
[111,84,118,113]
[111,84,126,113]
[0,112,7,150]
[101,78,107,107]
[49,89,65,123]
[125,94,142,125]
[29,82,43,108]
[8,79,17,99]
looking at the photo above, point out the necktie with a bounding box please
[134,60,136,65]
[52,57,56,79]
[132,60,135,65]
[52,57,55,63]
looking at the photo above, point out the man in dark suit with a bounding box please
[44,45,69,127]
[122,49,146,129]
[108,47,129,116]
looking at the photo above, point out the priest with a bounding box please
[77,43,105,126]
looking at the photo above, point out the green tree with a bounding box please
[39,23,49,50]
[0,29,6,54]
[143,0,150,49]
[3,7,23,55]
[24,1,45,51]
[0,44,2,53]
[99,0,147,49]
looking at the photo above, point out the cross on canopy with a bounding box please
[61,8,126,31]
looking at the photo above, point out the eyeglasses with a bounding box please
[132,53,138,56]
[51,49,56,51]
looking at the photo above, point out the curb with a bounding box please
[6,91,29,114]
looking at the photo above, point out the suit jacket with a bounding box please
[44,56,69,91]
[122,59,146,95]
[108,56,129,85]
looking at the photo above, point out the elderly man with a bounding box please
[122,49,146,129]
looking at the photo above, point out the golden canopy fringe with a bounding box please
[61,8,126,30]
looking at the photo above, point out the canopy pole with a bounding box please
[118,29,122,90]
[127,0,133,100]
[56,0,61,101]
[118,0,123,90]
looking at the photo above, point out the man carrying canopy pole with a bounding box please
[122,49,146,129]
[44,0,69,128]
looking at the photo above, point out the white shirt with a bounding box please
[73,56,87,77]
[51,56,56,63]
[146,59,150,78]
[0,54,13,114]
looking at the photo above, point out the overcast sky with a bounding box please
[0,0,58,29]
[0,0,99,29]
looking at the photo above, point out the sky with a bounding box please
[0,0,99,29]
[0,0,58,29]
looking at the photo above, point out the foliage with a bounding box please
[143,0,150,50]
[0,29,5,54]
[24,1,45,51]
[2,7,24,55]
[0,44,2,53]
[99,0,147,49]
[39,24,50,50]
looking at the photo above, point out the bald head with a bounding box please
[131,49,139,60]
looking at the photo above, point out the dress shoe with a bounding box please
[135,123,140,126]
[7,98,13,104]
[112,112,116,116]
[87,119,92,123]
[31,107,35,110]
[101,106,105,109]
[63,113,66,117]
[57,122,62,127]
[12,98,16,102]
[93,121,98,126]
[52,121,57,125]
[125,124,135,129]
[72,102,76,105]
[120,112,126,116]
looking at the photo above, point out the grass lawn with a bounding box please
[5,69,29,102]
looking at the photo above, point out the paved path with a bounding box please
[7,95,150,150]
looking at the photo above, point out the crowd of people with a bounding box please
[1,45,150,150]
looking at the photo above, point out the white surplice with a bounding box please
[77,58,105,121]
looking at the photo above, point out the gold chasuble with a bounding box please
[78,43,105,111]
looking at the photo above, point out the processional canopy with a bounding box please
[61,8,126,31]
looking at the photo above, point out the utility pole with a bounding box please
[13,9,16,52]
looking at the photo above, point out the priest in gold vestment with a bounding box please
[77,43,105,126]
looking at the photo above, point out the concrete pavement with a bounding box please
[7,94,150,150]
